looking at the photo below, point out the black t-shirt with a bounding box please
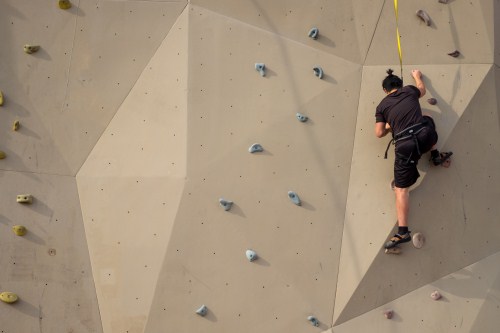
[375,85,424,136]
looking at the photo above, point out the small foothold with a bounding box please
[249,143,264,153]
[384,310,394,319]
[412,232,425,249]
[12,120,20,131]
[58,0,72,9]
[255,63,266,77]
[24,45,40,54]
[219,198,233,211]
[16,194,33,204]
[416,9,432,26]
[385,247,401,255]
[0,90,4,106]
[313,66,323,79]
[0,151,6,160]
[307,316,320,327]
[0,292,19,304]
[12,225,27,236]
[438,0,450,3]
[196,305,208,316]
[288,191,301,206]
[427,98,437,105]
[296,113,308,122]
[308,27,319,40]
[431,290,442,300]
[448,50,460,58]
[246,249,257,262]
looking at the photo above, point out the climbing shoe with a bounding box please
[384,232,412,249]
[431,151,453,166]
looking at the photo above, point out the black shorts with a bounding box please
[394,116,438,188]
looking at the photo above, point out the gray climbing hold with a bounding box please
[17,194,33,204]
[246,249,257,262]
[427,98,437,105]
[313,66,323,79]
[438,0,450,3]
[219,198,233,211]
[307,316,319,327]
[255,63,266,77]
[308,27,319,40]
[416,9,432,26]
[24,45,40,54]
[296,113,308,122]
[249,143,264,153]
[412,232,425,249]
[196,305,208,316]
[448,50,460,58]
[288,191,301,206]
[431,290,442,300]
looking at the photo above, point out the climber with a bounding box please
[375,69,452,249]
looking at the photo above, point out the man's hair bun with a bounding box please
[386,69,394,76]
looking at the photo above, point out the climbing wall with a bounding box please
[1,0,500,333]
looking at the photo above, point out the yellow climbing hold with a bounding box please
[12,120,20,131]
[0,292,19,304]
[0,151,6,160]
[24,45,40,54]
[58,0,72,10]
[0,90,4,106]
[12,225,27,236]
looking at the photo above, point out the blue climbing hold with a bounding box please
[246,249,258,262]
[307,316,320,327]
[249,143,264,153]
[255,63,266,77]
[219,198,233,211]
[288,191,301,206]
[308,27,319,39]
[313,66,323,79]
[196,305,208,316]
[296,113,308,122]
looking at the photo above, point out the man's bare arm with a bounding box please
[412,69,426,98]
[375,122,391,138]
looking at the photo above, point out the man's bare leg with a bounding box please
[394,186,409,227]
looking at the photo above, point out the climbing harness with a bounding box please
[393,0,403,81]
[383,122,427,160]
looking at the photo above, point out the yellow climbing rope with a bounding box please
[393,0,403,80]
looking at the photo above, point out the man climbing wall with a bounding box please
[374,69,453,250]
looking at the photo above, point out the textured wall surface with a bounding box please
[0,1,499,332]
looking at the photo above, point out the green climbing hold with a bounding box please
[0,151,6,160]
[24,45,40,54]
[58,0,72,10]
[0,90,4,106]
[12,120,20,131]
[0,292,19,304]
[12,225,27,236]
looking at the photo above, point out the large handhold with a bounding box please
[17,194,33,204]
[24,45,40,54]
[0,292,19,304]
[58,0,72,9]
